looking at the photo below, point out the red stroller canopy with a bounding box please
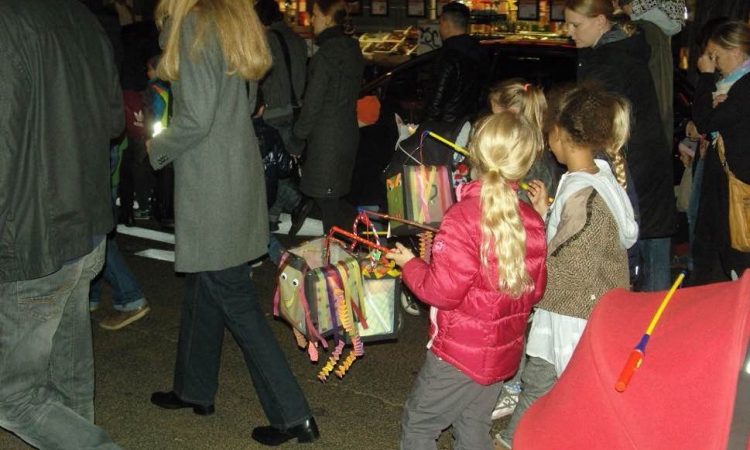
[515,272,750,450]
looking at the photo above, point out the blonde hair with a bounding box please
[469,112,542,298]
[564,0,636,36]
[710,20,750,55]
[488,79,547,154]
[547,83,631,188]
[155,0,271,82]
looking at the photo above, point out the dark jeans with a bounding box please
[173,263,311,429]
[0,241,119,449]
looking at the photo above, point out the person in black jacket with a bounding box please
[564,0,676,291]
[425,1,483,123]
[286,0,364,234]
[0,1,123,448]
[692,20,750,282]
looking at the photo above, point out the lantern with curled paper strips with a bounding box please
[273,238,363,364]
[273,229,390,381]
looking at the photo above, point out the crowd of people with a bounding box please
[1,0,749,449]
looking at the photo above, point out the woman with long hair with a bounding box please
[692,20,750,281]
[146,0,318,445]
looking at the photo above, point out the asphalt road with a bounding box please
[0,225,511,449]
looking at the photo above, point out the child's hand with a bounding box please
[527,180,550,217]
[386,242,416,268]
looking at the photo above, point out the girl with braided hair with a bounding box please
[387,112,548,450]
[497,84,638,449]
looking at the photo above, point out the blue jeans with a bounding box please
[89,236,147,312]
[638,238,672,291]
[0,241,120,449]
[172,263,311,429]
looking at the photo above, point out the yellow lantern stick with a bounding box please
[615,272,686,393]
[427,131,470,156]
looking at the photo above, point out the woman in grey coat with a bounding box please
[146,0,318,446]
[287,0,364,233]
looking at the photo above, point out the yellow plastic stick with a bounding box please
[645,272,685,335]
[427,131,470,156]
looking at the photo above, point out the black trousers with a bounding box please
[173,263,311,429]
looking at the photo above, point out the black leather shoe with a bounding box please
[288,199,314,238]
[150,391,214,416]
[251,417,320,446]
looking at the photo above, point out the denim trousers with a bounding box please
[173,263,311,429]
[0,241,120,449]
[638,238,672,291]
[89,236,146,311]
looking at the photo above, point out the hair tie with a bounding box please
[523,83,531,92]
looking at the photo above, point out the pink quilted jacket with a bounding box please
[402,180,547,385]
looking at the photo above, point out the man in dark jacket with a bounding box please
[0,1,123,448]
[425,1,483,123]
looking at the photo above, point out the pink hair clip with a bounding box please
[523,83,531,92]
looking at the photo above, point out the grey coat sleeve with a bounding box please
[149,22,222,170]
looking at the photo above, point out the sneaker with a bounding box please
[491,392,519,420]
[401,292,421,316]
[99,305,151,331]
[494,433,512,450]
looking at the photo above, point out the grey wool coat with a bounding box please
[149,15,268,272]
[289,26,364,198]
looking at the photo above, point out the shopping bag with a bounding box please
[386,165,454,233]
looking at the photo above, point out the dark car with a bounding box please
[361,37,578,124]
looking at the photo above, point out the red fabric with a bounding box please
[356,95,381,126]
[402,180,547,385]
[515,273,750,450]
[122,90,146,141]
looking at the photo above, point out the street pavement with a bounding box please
[0,225,511,449]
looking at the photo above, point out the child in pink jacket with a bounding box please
[387,112,548,450]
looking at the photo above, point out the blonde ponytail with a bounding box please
[469,113,541,298]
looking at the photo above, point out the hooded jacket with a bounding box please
[401,180,547,385]
[537,160,637,319]
[577,26,676,239]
